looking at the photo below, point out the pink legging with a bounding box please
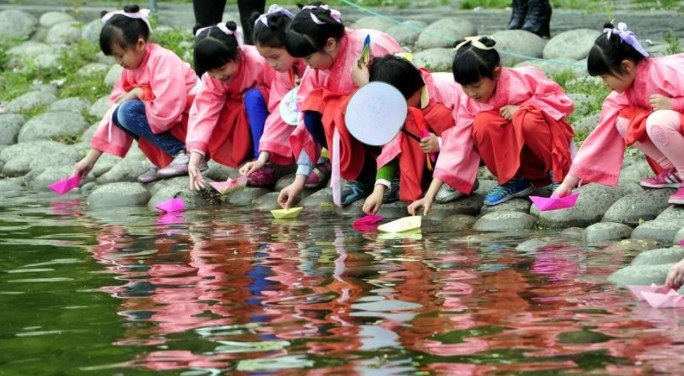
[616,110,684,176]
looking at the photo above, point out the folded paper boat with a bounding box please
[377,216,421,233]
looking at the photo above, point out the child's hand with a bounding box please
[116,88,143,104]
[553,182,573,198]
[408,196,433,217]
[420,133,439,153]
[362,186,385,215]
[650,94,673,111]
[188,152,205,191]
[277,176,306,209]
[73,158,95,179]
[500,105,520,121]
[239,160,264,176]
[351,58,370,88]
[665,258,684,289]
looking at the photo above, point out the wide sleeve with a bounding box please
[568,92,631,186]
[90,77,133,157]
[653,60,684,111]
[519,68,574,120]
[144,53,194,133]
[186,75,226,154]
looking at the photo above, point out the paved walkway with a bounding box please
[0,0,682,42]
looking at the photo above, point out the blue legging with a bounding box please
[112,100,185,157]
[244,88,269,160]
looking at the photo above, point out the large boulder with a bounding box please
[602,189,674,226]
[6,42,54,67]
[427,193,484,220]
[631,247,684,266]
[147,177,208,210]
[351,16,396,32]
[87,182,151,208]
[437,214,477,231]
[89,95,111,119]
[25,165,80,191]
[6,91,57,113]
[227,187,270,206]
[18,111,89,143]
[96,143,152,183]
[48,97,91,115]
[480,198,531,215]
[0,140,79,176]
[0,10,37,39]
[45,22,82,45]
[415,18,476,50]
[515,59,586,77]
[489,29,547,65]
[39,11,75,28]
[412,48,455,73]
[386,21,427,48]
[33,52,62,69]
[472,211,537,232]
[77,63,109,77]
[631,220,684,244]
[583,222,633,245]
[607,264,673,287]
[532,184,624,228]
[543,29,601,61]
[104,65,124,87]
[0,114,25,145]
[81,19,103,43]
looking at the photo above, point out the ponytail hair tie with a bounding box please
[195,22,243,45]
[604,22,649,57]
[455,36,495,52]
[102,8,153,33]
[255,4,294,27]
[302,4,342,25]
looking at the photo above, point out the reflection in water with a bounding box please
[2,193,684,374]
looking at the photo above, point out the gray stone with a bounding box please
[573,113,599,137]
[79,122,99,145]
[439,214,477,231]
[39,12,75,28]
[632,247,684,266]
[619,160,652,185]
[300,187,331,208]
[415,18,477,50]
[343,199,407,219]
[89,95,111,119]
[567,93,591,108]
[105,65,124,87]
[91,153,122,178]
[351,16,396,32]
[602,189,673,226]
[6,91,57,113]
[472,211,537,232]
[81,19,103,43]
[607,264,673,287]
[0,114,25,145]
[78,63,109,77]
[532,184,624,228]
[473,179,497,195]
[0,178,25,195]
[33,52,61,69]
[583,222,633,244]
[516,238,557,252]
[515,59,587,77]
[48,97,91,115]
[275,173,296,192]
[96,143,152,184]
[632,220,684,244]
[386,21,427,47]
[31,83,58,96]
[87,182,151,208]
[673,227,684,246]
[253,192,282,211]
[0,10,37,39]
[7,42,53,66]
[147,177,207,210]
[429,193,484,220]
[80,181,96,196]
[656,206,684,222]
[26,165,77,191]
[603,238,660,254]
[0,140,77,176]
[227,187,270,206]
[543,29,601,61]
[412,48,455,72]
[45,22,82,45]
[561,227,585,239]
[18,111,88,143]
[489,29,547,65]
[204,160,238,182]
[480,198,531,215]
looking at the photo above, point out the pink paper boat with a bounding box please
[627,283,674,301]
[353,215,383,229]
[47,175,80,195]
[679,239,684,247]
[641,290,684,309]
[529,192,579,211]
[210,176,248,192]
[155,198,184,213]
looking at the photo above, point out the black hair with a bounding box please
[284,2,345,58]
[193,21,240,77]
[99,4,151,56]
[369,55,424,100]
[587,22,647,77]
[451,36,500,86]
[251,11,293,49]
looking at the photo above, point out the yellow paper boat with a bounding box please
[377,216,422,233]
[271,207,304,219]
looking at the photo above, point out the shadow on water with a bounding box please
[1,191,684,375]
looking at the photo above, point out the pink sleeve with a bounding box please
[90,78,134,157]
[145,53,196,133]
[186,75,226,154]
[653,61,684,111]
[519,68,574,120]
[569,92,630,185]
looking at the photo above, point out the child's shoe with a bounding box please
[484,178,534,206]
[640,167,682,189]
[341,180,373,206]
[157,152,207,178]
[305,160,332,188]
[137,166,160,184]
[435,179,479,204]
[247,165,276,187]
[669,186,684,205]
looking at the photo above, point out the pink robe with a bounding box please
[289,28,402,166]
[91,43,198,167]
[259,59,308,166]
[570,55,684,185]
[436,66,574,194]
[186,45,277,165]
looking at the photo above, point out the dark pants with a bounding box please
[244,88,268,160]
[192,0,266,45]
[112,100,185,157]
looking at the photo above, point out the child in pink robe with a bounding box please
[184,22,278,191]
[73,5,198,184]
[556,23,684,205]
[237,5,308,186]
[409,36,574,215]
[276,4,401,209]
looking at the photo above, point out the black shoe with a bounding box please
[507,0,528,30]
[522,0,551,38]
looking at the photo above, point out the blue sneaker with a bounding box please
[484,178,534,206]
[548,172,560,193]
[341,180,373,206]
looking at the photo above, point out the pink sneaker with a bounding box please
[305,160,331,188]
[247,165,275,187]
[641,167,682,189]
[669,186,684,205]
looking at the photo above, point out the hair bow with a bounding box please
[604,22,649,57]
[102,8,153,34]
